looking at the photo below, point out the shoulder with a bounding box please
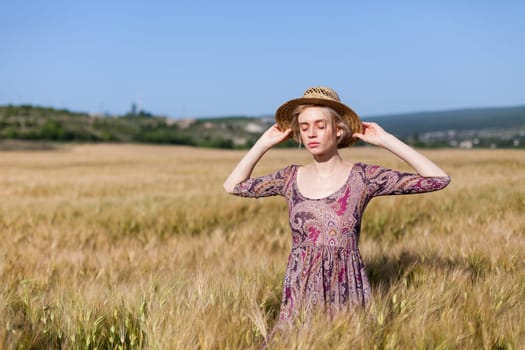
[270,164,300,183]
[351,162,376,175]
[278,164,299,175]
[353,162,392,175]
[272,164,299,197]
[351,162,395,185]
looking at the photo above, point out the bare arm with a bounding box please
[223,124,292,193]
[353,122,448,177]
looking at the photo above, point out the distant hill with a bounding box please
[362,105,525,138]
[0,104,524,149]
[0,105,261,149]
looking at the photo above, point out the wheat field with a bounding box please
[0,144,523,349]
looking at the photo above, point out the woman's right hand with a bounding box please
[258,124,292,149]
[224,124,292,193]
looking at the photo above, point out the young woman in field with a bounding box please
[223,86,450,333]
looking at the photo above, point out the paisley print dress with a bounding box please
[233,162,450,329]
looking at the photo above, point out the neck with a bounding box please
[311,145,340,163]
[311,152,345,176]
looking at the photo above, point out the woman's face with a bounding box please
[297,107,342,156]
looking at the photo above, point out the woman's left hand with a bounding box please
[354,121,449,176]
[352,122,391,147]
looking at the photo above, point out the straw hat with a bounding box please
[275,86,363,146]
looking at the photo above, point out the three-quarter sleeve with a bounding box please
[365,164,451,197]
[232,165,294,198]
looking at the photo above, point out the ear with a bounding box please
[336,127,343,137]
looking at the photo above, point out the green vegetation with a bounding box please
[1,104,525,149]
[0,105,259,149]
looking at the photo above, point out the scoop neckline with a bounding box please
[293,162,360,200]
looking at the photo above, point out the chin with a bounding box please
[307,148,327,156]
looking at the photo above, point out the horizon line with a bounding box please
[1,102,524,120]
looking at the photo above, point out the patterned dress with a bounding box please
[233,162,450,329]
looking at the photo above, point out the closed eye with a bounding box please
[316,121,326,129]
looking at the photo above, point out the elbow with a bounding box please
[436,174,451,190]
[429,169,449,178]
[444,175,451,187]
[223,181,235,194]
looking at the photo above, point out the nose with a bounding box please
[308,127,317,138]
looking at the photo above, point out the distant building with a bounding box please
[130,103,138,116]
[459,140,473,149]
[244,122,264,133]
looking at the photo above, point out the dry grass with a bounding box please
[0,144,524,349]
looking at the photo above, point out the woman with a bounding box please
[223,87,450,332]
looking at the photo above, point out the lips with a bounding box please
[307,142,320,148]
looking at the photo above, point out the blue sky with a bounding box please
[1,1,524,118]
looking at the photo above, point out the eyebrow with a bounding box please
[299,119,327,125]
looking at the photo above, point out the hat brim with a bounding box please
[275,97,363,146]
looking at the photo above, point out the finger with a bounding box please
[361,121,378,128]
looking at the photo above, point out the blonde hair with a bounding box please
[290,105,352,149]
